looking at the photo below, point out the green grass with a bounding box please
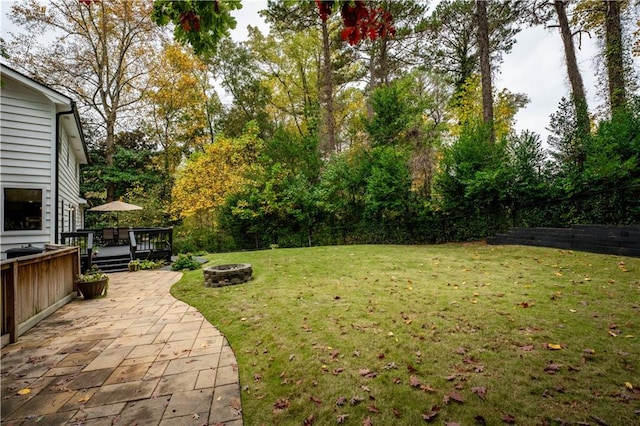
[171,243,640,425]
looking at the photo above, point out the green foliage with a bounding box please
[82,130,166,227]
[364,83,412,147]
[171,253,202,271]
[547,97,588,176]
[77,265,108,283]
[151,0,242,57]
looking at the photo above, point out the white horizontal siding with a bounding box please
[0,84,54,184]
[1,75,56,256]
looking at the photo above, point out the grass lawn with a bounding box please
[171,243,640,425]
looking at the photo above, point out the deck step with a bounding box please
[92,254,131,273]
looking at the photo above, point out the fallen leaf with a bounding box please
[393,408,401,418]
[17,388,31,395]
[502,414,516,424]
[333,368,344,375]
[336,396,347,406]
[230,398,241,410]
[420,384,436,393]
[303,414,315,425]
[309,396,322,406]
[363,416,373,426]
[445,391,464,404]
[367,405,380,413]
[625,382,633,390]
[546,343,562,350]
[273,398,290,413]
[192,413,200,420]
[77,396,90,403]
[545,362,562,373]
[472,386,487,399]
[422,405,441,422]
[337,414,349,424]
[350,395,364,406]
[359,369,377,378]
[410,375,422,388]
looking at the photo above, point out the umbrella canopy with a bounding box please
[88,201,143,212]
[88,201,143,227]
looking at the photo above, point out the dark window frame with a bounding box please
[3,188,44,231]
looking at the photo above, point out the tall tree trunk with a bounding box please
[603,0,626,112]
[476,0,494,142]
[105,120,116,202]
[554,0,590,136]
[320,18,337,155]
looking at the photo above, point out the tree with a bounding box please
[602,0,627,111]
[171,123,262,220]
[82,130,163,217]
[476,0,495,141]
[573,0,636,112]
[552,0,590,136]
[153,0,394,56]
[421,0,522,94]
[449,74,530,141]
[147,42,219,189]
[7,0,161,202]
[248,26,321,138]
[356,0,429,121]
[151,0,242,57]
[209,36,272,139]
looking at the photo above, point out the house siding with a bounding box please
[0,78,55,254]
[58,128,84,233]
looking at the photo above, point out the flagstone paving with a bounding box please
[1,270,242,425]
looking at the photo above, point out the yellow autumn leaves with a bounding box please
[171,123,262,219]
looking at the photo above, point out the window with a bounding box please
[3,188,42,231]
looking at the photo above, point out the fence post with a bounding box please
[7,262,18,343]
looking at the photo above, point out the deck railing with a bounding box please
[61,227,173,270]
[1,246,80,348]
[61,231,94,271]
[130,227,173,263]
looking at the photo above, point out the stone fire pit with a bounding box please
[204,263,253,288]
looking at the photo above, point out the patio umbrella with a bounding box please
[88,200,143,226]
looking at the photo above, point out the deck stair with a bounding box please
[91,253,130,273]
[91,246,131,273]
[487,224,640,257]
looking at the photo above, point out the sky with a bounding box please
[2,0,637,143]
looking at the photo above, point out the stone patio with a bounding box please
[0,270,242,425]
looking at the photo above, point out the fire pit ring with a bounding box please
[204,263,253,288]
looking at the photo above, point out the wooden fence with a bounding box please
[1,246,80,348]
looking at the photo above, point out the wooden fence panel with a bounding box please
[1,247,79,347]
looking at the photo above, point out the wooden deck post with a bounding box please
[7,261,18,343]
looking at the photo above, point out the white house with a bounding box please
[1,63,89,259]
